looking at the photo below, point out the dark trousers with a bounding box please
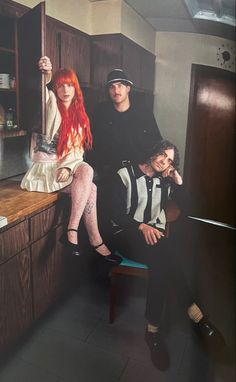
[112,229,194,326]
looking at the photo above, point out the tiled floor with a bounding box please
[0,271,234,382]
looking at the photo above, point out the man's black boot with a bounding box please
[145,330,170,371]
[196,317,225,349]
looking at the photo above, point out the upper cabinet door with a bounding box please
[46,17,91,86]
[18,2,46,134]
[60,29,90,86]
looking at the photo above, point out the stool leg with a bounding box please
[109,271,117,324]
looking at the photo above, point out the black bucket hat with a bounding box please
[106,68,134,87]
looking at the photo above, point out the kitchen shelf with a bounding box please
[0,47,15,54]
[0,130,27,139]
[0,88,16,93]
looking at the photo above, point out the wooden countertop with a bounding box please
[0,180,62,227]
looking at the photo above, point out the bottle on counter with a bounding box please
[0,103,5,131]
[5,108,14,130]
[10,76,16,89]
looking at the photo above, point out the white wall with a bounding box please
[154,32,235,172]
[91,0,122,35]
[121,1,155,54]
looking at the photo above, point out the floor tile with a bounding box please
[119,331,187,382]
[0,357,61,382]
[41,301,100,342]
[19,328,127,382]
[61,287,108,318]
[119,358,169,382]
[176,337,212,382]
[86,318,150,362]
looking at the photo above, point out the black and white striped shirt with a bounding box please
[110,164,180,231]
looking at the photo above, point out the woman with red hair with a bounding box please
[21,56,121,265]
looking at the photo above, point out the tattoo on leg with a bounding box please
[84,201,94,214]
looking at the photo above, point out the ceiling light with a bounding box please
[185,0,236,26]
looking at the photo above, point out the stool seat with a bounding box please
[117,252,148,269]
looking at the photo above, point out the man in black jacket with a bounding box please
[88,69,162,237]
[90,68,162,180]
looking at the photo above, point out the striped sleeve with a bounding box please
[110,172,141,230]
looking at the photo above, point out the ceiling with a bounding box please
[90,0,235,40]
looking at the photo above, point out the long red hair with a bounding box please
[52,68,92,158]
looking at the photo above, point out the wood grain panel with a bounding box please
[140,48,155,92]
[0,180,61,225]
[31,225,69,320]
[122,36,141,88]
[0,248,32,354]
[30,204,57,243]
[91,34,155,94]
[0,220,29,264]
[46,16,59,73]
[30,197,70,242]
[91,34,122,88]
[0,0,28,19]
[60,29,90,86]
[184,65,236,225]
[18,2,46,133]
[46,16,91,85]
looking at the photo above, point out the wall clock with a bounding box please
[216,44,235,70]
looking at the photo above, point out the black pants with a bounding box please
[112,229,194,326]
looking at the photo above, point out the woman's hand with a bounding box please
[162,166,183,185]
[56,167,71,183]
[138,223,164,245]
[38,56,52,84]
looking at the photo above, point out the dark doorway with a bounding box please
[184,64,236,226]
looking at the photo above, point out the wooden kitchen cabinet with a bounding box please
[0,248,32,354]
[31,224,69,320]
[0,1,45,137]
[91,33,156,92]
[46,17,91,86]
[0,13,19,138]
[0,219,29,264]
[0,187,72,355]
[0,217,32,354]
[91,34,122,89]
[30,199,70,320]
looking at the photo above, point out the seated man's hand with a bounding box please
[56,167,71,183]
[138,223,164,245]
[162,166,183,185]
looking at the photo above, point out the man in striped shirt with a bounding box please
[110,139,224,371]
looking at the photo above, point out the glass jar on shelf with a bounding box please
[5,108,14,130]
[10,76,16,90]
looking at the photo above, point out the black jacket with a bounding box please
[89,99,162,179]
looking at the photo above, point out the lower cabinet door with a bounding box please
[0,248,33,354]
[31,225,70,320]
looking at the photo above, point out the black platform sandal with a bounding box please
[93,242,122,266]
[60,228,80,256]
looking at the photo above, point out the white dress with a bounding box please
[20,88,84,193]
